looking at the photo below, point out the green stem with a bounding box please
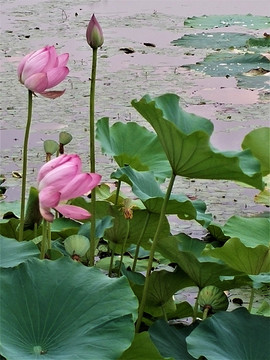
[108,244,116,277]
[161,304,168,322]
[88,47,98,267]
[40,220,48,259]
[248,288,255,312]
[118,219,130,277]
[193,288,201,322]
[132,212,151,272]
[202,307,210,320]
[135,172,176,332]
[47,222,51,250]
[19,90,33,241]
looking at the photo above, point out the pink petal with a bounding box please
[40,90,66,99]
[46,66,69,89]
[37,154,74,183]
[21,50,50,83]
[39,206,54,222]
[39,186,60,208]
[24,73,48,93]
[42,46,58,72]
[57,53,69,67]
[55,204,91,220]
[17,51,35,81]
[60,173,101,200]
[38,162,80,190]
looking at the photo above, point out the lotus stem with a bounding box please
[19,90,33,241]
[108,244,116,277]
[193,288,201,322]
[248,288,255,312]
[40,219,48,259]
[88,47,98,266]
[132,212,151,272]
[118,219,130,276]
[135,172,176,332]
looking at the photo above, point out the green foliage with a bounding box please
[186,308,270,360]
[0,257,138,360]
[132,93,264,189]
[184,14,270,30]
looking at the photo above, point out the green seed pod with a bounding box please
[44,140,58,155]
[59,131,73,145]
[198,285,229,314]
[64,235,90,257]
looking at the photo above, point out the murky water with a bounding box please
[0,0,269,233]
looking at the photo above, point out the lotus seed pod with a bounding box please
[44,140,58,155]
[64,235,90,257]
[59,131,73,146]
[198,285,229,314]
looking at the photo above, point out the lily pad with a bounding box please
[186,308,270,360]
[184,15,270,30]
[172,32,252,49]
[0,257,138,360]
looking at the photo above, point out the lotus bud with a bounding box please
[86,14,104,49]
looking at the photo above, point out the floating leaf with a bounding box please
[184,14,270,30]
[132,93,264,189]
[0,257,138,360]
[172,32,252,49]
[186,308,270,360]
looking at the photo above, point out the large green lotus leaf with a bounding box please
[149,319,197,360]
[0,235,39,268]
[0,218,37,241]
[184,15,270,30]
[156,233,241,289]
[242,127,270,176]
[0,257,138,360]
[132,94,264,189]
[223,215,270,247]
[139,268,195,317]
[203,238,270,275]
[119,332,173,360]
[129,210,170,250]
[254,175,270,206]
[96,117,171,180]
[220,273,270,289]
[172,32,252,49]
[186,308,270,360]
[112,166,212,226]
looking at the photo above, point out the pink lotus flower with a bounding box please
[18,46,69,99]
[86,14,104,49]
[38,154,101,222]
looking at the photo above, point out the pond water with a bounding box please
[0,0,269,235]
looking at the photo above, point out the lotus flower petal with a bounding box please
[60,173,101,200]
[24,73,48,93]
[39,186,61,208]
[37,154,75,183]
[46,66,69,89]
[55,204,91,220]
